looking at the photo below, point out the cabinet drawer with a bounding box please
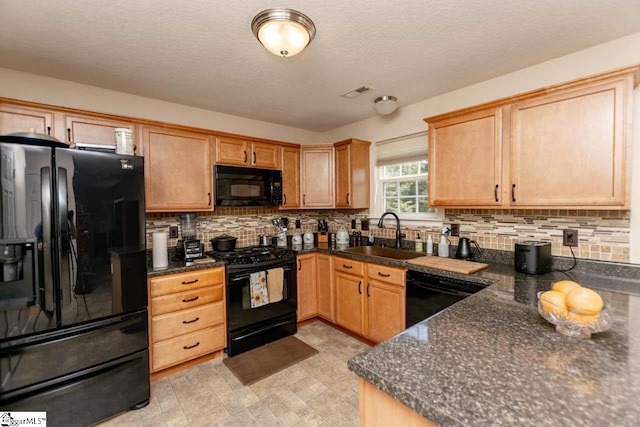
[334,258,365,276]
[368,264,406,286]
[151,285,223,316]
[149,268,224,297]
[152,325,225,372]
[152,301,224,342]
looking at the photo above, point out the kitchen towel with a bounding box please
[152,231,168,269]
[266,268,284,302]
[249,271,269,308]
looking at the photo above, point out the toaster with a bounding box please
[514,241,552,275]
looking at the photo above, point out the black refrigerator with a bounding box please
[0,134,149,425]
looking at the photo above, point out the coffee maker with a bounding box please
[175,213,202,260]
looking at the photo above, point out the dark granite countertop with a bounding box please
[147,256,225,277]
[347,259,640,426]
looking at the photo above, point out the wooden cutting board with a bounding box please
[406,256,488,274]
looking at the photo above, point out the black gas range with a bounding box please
[205,245,298,357]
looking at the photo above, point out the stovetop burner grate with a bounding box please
[205,245,295,265]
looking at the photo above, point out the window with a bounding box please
[381,160,434,214]
[373,132,443,224]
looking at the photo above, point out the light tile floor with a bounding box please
[98,321,369,426]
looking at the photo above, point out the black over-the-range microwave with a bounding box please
[214,165,283,207]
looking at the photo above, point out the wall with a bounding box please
[321,31,640,264]
[0,67,321,145]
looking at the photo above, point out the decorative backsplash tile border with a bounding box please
[146,208,631,263]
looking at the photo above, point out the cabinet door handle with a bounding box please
[182,317,200,324]
[283,194,287,205]
[243,151,247,163]
[367,283,370,297]
[67,128,71,142]
[253,152,256,164]
[377,272,391,277]
[298,259,302,270]
[181,278,199,285]
[346,193,350,205]
[358,280,362,295]
[303,194,306,205]
[512,184,516,202]
[208,192,212,206]
[183,342,200,350]
[182,296,199,303]
[47,126,51,136]
[494,184,499,202]
[343,264,353,269]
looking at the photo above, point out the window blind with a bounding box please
[375,131,428,166]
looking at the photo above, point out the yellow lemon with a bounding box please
[566,312,600,327]
[566,287,603,316]
[552,280,582,295]
[540,290,568,317]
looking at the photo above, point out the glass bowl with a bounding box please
[537,291,612,339]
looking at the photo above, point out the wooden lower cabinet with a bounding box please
[335,270,365,335]
[148,267,226,373]
[297,253,317,321]
[359,379,437,427]
[316,254,335,321]
[334,257,405,343]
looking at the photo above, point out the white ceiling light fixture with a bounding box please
[251,9,316,58]
[374,95,399,115]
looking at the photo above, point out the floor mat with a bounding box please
[222,336,318,385]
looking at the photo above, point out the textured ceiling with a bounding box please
[1,0,640,132]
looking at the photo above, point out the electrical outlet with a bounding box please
[169,226,178,238]
[450,224,460,237]
[563,229,578,247]
[295,219,301,229]
[361,219,370,231]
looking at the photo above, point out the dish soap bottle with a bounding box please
[426,234,433,255]
[415,234,423,252]
[438,228,450,258]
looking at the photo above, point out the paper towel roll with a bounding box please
[152,231,169,269]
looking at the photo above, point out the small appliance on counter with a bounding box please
[175,213,202,260]
[455,237,482,260]
[515,241,552,275]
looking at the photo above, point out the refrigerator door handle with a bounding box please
[41,167,55,313]
[57,167,72,306]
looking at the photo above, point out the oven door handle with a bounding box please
[406,278,474,298]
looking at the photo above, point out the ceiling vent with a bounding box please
[341,85,374,98]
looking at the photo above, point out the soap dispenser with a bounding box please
[426,234,433,255]
[415,234,423,252]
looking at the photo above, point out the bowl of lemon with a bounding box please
[537,280,612,339]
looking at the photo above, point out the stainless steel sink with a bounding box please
[342,246,424,260]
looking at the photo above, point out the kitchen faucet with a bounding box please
[377,212,405,249]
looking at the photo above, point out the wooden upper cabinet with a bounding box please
[334,139,371,209]
[425,66,638,209]
[143,126,213,212]
[64,114,139,153]
[215,136,249,166]
[0,103,55,137]
[214,136,280,169]
[510,77,631,207]
[427,108,503,207]
[300,145,334,208]
[252,141,281,169]
[281,146,301,208]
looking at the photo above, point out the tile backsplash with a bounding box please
[146,208,631,263]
